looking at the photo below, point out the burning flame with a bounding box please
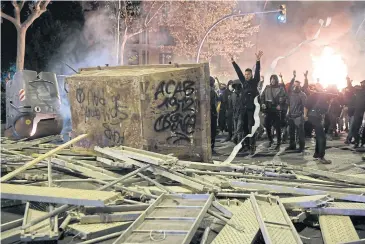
[311,46,348,90]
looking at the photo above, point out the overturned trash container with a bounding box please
[66,63,212,162]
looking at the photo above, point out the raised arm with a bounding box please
[253,51,263,86]
[302,71,309,93]
[231,57,245,83]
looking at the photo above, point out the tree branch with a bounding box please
[144,1,156,26]
[11,0,21,25]
[21,0,50,29]
[18,1,25,11]
[146,1,165,26]
[0,10,20,28]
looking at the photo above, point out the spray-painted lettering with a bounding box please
[103,123,124,145]
[153,80,197,144]
[75,87,128,146]
[76,88,85,104]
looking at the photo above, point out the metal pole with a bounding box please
[59,214,72,232]
[48,158,55,230]
[99,164,150,191]
[200,227,210,244]
[196,10,279,63]
[137,172,175,193]
[79,231,124,244]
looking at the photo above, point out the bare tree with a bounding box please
[1,0,51,71]
[104,1,165,65]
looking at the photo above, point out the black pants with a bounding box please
[304,121,313,137]
[309,115,326,158]
[351,113,364,145]
[289,116,305,150]
[264,111,282,144]
[226,112,233,139]
[242,109,256,147]
[211,115,217,149]
[218,107,226,132]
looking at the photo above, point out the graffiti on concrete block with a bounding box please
[153,80,197,144]
[75,87,128,145]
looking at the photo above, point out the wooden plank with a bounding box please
[1,184,121,207]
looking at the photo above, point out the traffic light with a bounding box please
[278,4,287,23]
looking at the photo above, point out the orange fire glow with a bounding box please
[311,46,348,89]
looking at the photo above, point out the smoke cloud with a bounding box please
[231,1,365,88]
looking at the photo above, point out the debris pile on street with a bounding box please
[1,135,365,244]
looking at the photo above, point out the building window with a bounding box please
[141,30,149,44]
[128,50,139,65]
[159,53,172,64]
[142,50,149,64]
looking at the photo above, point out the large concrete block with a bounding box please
[66,64,212,162]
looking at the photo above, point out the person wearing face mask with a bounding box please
[261,74,288,150]
[286,78,307,153]
[229,79,243,144]
[350,80,365,148]
[231,51,263,155]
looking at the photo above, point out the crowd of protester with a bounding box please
[210,52,365,164]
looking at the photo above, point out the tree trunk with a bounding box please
[120,36,128,65]
[116,0,121,64]
[16,27,27,71]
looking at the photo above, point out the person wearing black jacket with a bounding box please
[210,76,218,152]
[304,87,332,164]
[221,80,234,142]
[231,51,263,155]
[350,80,365,148]
[261,74,288,150]
[344,77,356,144]
[229,79,243,144]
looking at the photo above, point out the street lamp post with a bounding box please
[196,9,280,63]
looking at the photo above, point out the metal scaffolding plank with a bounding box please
[21,202,59,242]
[311,202,365,216]
[281,195,333,209]
[94,147,206,191]
[230,181,365,203]
[250,194,303,244]
[319,215,359,244]
[113,194,214,244]
[80,211,142,224]
[1,184,121,206]
[68,222,132,240]
[211,200,259,244]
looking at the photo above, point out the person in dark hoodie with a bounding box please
[210,76,218,152]
[261,74,288,150]
[231,50,263,155]
[349,80,365,148]
[304,84,332,164]
[229,79,243,144]
[221,80,234,142]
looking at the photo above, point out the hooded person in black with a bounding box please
[304,85,332,164]
[229,79,243,144]
[350,80,365,148]
[210,76,218,152]
[221,80,234,142]
[230,50,263,155]
[261,74,288,150]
